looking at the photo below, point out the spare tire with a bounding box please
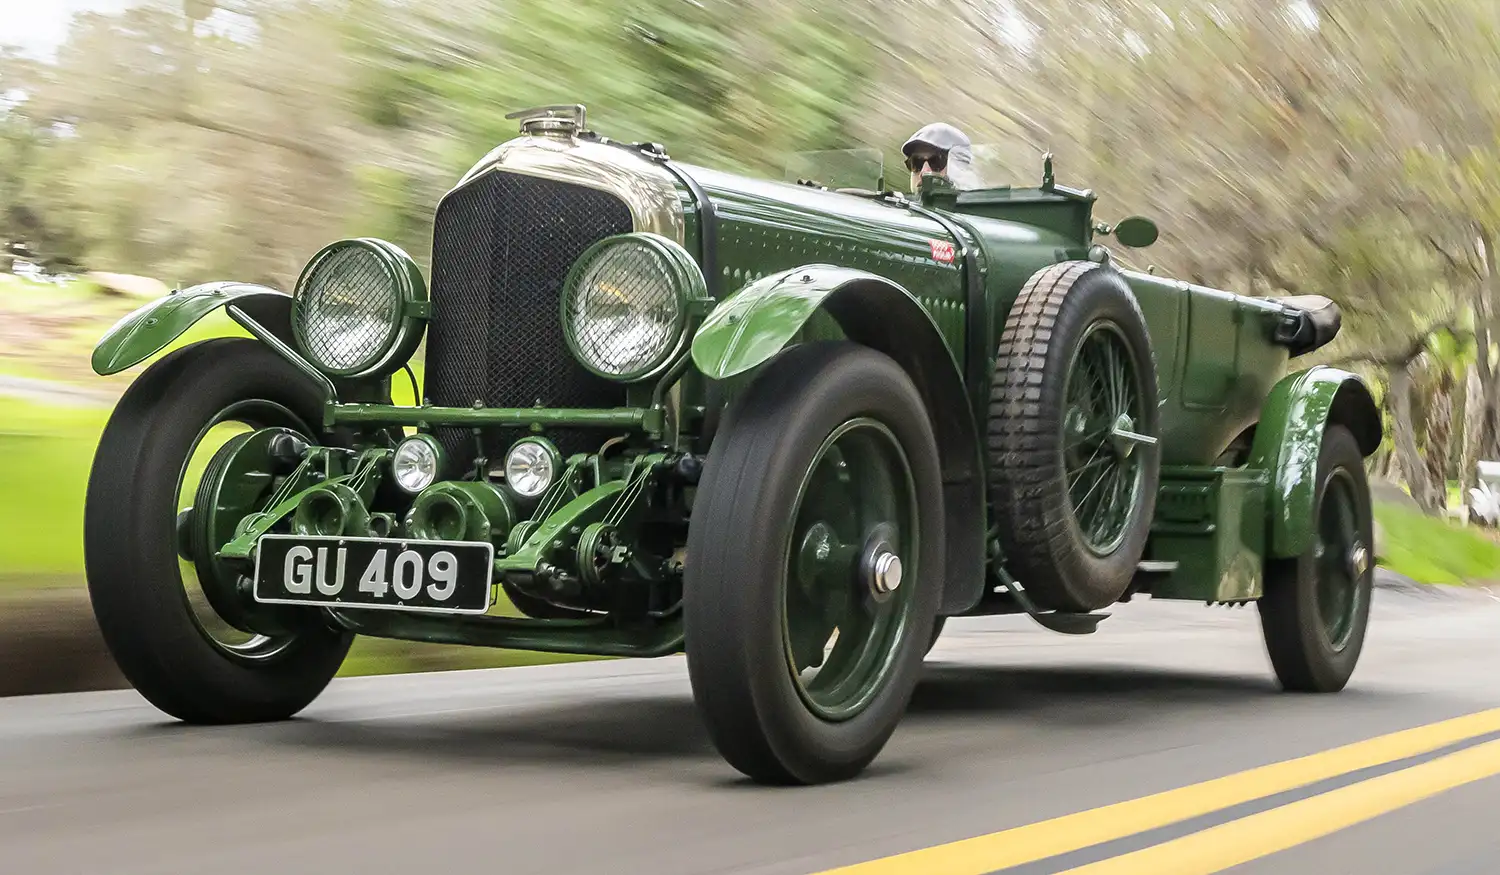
[988,261,1161,612]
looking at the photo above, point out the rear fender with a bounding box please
[1246,365,1382,558]
[92,282,295,376]
[691,264,986,614]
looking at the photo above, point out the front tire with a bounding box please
[85,338,353,723]
[925,616,947,656]
[684,341,945,785]
[1258,424,1374,693]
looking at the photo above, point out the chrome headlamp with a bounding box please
[503,437,562,499]
[561,232,706,382]
[392,434,444,495]
[291,238,429,379]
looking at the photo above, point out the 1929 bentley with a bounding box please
[84,104,1380,785]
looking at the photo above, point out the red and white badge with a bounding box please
[929,240,956,264]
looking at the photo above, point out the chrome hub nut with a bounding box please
[871,551,903,594]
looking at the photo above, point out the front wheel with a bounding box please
[684,341,945,785]
[85,338,353,723]
[1258,424,1374,693]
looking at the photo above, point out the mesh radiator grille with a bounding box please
[425,171,634,472]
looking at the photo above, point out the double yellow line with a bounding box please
[814,707,1500,875]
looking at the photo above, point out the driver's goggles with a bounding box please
[905,151,949,173]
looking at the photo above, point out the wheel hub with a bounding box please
[774,416,919,726]
[1108,413,1156,459]
[872,551,903,594]
[176,508,196,561]
[857,524,903,603]
[799,523,905,599]
[1347,541,1369,580]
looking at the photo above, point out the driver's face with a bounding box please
[906,149,949,191]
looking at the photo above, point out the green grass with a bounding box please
[0,273,109,309]
[0,398,108,579]
[1373,500,1500,585]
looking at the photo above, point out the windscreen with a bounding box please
[783,148,886,191]
[783,142,1052,193]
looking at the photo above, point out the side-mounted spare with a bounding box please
[988,261,1162,614]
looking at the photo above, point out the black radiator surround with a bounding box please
[424,170,634,475]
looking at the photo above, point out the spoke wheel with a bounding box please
[1061,322,1147,556]
[85,338,353,724]
[989,261,1161,612]
[685,341,944,785]
[1259,424,1374,693]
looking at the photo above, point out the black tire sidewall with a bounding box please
[925,615,947,656]
[684,341,945,783]
[86,338,352,723]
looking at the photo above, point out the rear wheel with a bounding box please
[1258,424,1373,693]
[85,338,352,723]
[684,341,944,785]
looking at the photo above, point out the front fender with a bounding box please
[1247,365,1382,558]
[92,282,293,376]
[690,265,882,379]
[690,264,987,615]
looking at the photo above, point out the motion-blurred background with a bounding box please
[3,0,1499,696]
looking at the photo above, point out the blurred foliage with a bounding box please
[1374,502,1500,586]
[5,0,1500,516]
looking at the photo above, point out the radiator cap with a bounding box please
[505,104,587,137]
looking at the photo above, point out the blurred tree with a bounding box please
[1419,330,1472,510]
[7,0,1500,511]
[0,50,88,272]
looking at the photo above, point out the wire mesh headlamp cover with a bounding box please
[561,233,703,381]
[291,238,428,378]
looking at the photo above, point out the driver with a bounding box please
[902,122,978,190]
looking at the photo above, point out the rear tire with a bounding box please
[684,341,944,785]
[1258,424,1373,693]
[85,338,352,723]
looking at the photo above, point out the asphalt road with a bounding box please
[4,571,1500,875]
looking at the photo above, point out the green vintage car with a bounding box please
[84,104,1379,785]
